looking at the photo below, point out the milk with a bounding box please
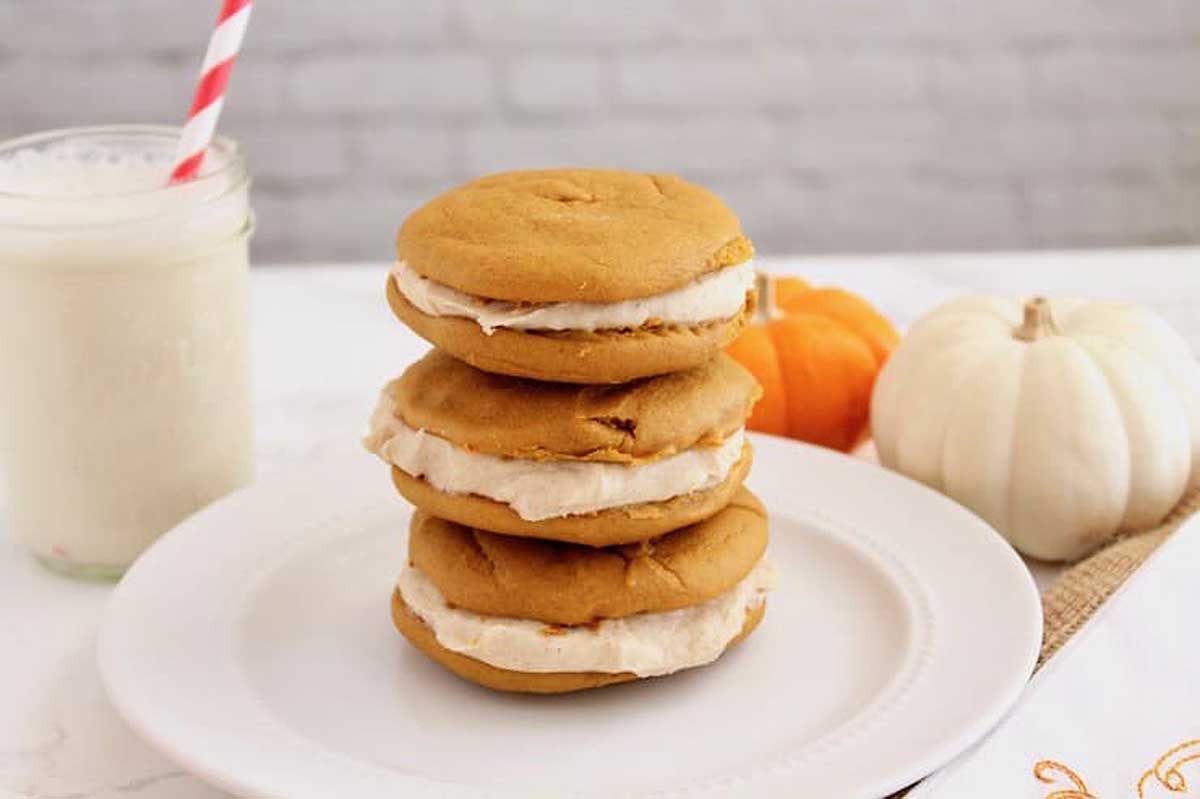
[0,126,253,577]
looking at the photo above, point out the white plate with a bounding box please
[99,433,1041,798]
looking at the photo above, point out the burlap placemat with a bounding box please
[1038,486,1200,666]
[891,486,1200,798]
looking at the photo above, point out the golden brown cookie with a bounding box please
[397,169,752,304]
[391,589,766,694]
[408,488,767,625]
[378,348,759,463]
[389,444,752,546]
[386,279,754,384]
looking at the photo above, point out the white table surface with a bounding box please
[2,248,1197,799]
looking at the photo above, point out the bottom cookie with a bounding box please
[390,589,766,694]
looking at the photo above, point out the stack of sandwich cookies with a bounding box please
[368,168,775,693]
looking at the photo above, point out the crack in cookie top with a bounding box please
[375,349,761,462]
[407,489,769,626]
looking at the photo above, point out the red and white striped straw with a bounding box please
[168,0,253,184]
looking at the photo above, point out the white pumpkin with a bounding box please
[871,296,1200,561]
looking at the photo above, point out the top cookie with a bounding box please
[396,169,752,303]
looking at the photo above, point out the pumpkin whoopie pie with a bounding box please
[391,493,773,693]
[364,349,761,546]
[388,168,756,384]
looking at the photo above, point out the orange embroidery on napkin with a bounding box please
[1136,739,1200,798]
[1034,760,1096,798]
[1034,740,1200,798]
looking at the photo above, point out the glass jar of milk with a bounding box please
[0,125,254,578]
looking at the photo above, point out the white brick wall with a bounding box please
[458,1,683,46]
[507,56,607,113]
[290,54,495,116]
[1,0,1198,261]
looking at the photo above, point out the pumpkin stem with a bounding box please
[754,271,777,323]
[1014,297,1060,342]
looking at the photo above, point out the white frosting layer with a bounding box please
[392,260,754,334]
[365,392,745,520]
[398,559,775,676]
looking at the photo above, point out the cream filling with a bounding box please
[391,260,754,334]
[365,392,745,521]
[398,559,775,676]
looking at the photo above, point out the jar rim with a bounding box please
[0,125,249,232]
[0,124,245,202]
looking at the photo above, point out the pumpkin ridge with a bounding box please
[1073,333,1189,530]
[813,311,883,368]
[936,343,1013,510]
[1001,343,1033,545]
[1094,341,1144,532]
[776,312,877,449]
[765,322,793,439]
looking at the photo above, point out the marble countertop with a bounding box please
[2,249,1197,799]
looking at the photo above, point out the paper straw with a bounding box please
[168,0,254,184]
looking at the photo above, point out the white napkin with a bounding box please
[910,514,1200,799]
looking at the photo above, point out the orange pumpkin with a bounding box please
[726,274,899,452]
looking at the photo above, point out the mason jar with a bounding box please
[0,125,254,578]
